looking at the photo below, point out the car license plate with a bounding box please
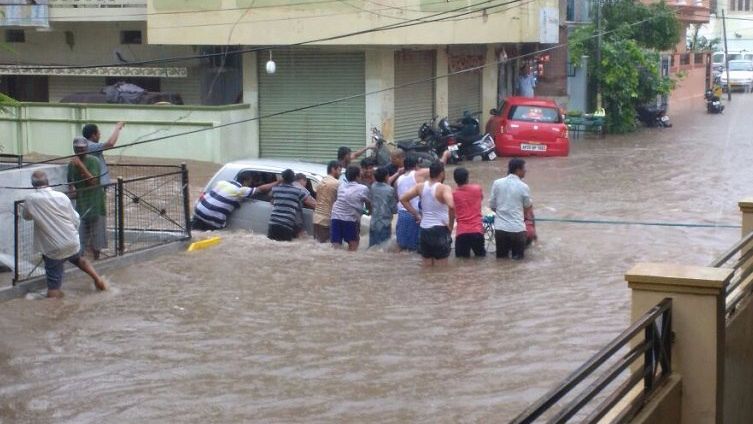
[488,151,496,160]
[521,143,547,152]
[448,144,459,152]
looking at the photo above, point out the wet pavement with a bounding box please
[1,97,751,423]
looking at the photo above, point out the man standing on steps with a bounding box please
[490,158,532,260]
[23,170,107,298]
[69,137,107,260]
[82,122,125,186]
[400,161,455,267]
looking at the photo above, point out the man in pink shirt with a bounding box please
[452,167,485,258]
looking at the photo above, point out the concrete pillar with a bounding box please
[241,51,260,159]
[435,46,449,119]
[365,48,395,143]
[739,199,753,239]
[626,263,733,424]
[482,44,498,117]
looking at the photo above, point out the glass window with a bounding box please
[728,61,753,71]
[508,105,562,123]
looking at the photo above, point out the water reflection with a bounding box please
[0,101,750,422]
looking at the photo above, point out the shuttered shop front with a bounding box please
[258,51,366,161]
[448,69,481,121]
[394,51,435,141]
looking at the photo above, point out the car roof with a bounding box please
[504,96,560,108]
[218,158,328,177]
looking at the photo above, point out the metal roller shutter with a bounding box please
[448,69,481,121]
[394,50,435,141]
[258,50,366,161]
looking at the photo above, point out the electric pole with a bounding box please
[595,0,602,110]
[723,8,732,101]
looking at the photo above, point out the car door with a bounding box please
[226,172,318,235]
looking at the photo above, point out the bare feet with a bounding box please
[93,277,107,291]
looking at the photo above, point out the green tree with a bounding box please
[570,0,680,133]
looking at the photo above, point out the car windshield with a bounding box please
[713,53,724,64]
[508,105,561,123]
[729,54,742,61]
[729,61,753,71]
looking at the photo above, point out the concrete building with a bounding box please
[146,0,561,161]
[0,0,236,105]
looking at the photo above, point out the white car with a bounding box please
[199,159,370,235]
[720,60,753,92]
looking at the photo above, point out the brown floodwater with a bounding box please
[1,99,750,423]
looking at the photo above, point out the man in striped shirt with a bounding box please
[192,171,279,231]
[268,169,317,242]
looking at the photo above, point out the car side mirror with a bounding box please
[490,108,498,116]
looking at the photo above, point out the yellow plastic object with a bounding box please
[187,236,221,252]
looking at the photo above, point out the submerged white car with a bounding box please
[720,60,753,92]
[199,159,370,235]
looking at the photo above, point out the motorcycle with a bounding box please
[636,105,672,128]
[435,113,497,162]
[705,89,725,114]
[371,126,438,168]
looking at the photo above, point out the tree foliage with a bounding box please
[570,0,680,133]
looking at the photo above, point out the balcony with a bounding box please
[670,0,711,23]
[48,0,146,22]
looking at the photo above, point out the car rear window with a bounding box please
[508,105,561,123]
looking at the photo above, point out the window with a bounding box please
[728,61,753,71]
[508,105,562,123]
[732,0,753,11]
[5,30,25,43]
[120,30,142,45]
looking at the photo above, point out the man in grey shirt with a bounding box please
[82,122,125,186]
[369,167,397,247]
[489,158,532,260]
[517,66,536,98]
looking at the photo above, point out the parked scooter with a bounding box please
[371,127,438,168]
[636,104,672,128]
[705,78,725,114]
[705,89,725,114]
[435,113,497,162]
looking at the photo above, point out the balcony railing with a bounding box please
[48,0,146,7]
[46,0,146,21]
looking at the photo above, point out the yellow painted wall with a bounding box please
[147,0,555,45]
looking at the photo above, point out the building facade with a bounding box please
[146,0,561,161]
[0,0,236,105]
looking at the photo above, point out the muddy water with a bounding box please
[1,100,751,423]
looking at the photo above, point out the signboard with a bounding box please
[539,7,559,44]
[0,0,49,27]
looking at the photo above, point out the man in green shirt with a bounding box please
[68,137,107,260]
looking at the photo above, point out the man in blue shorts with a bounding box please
[22,171,107,298]
[330,166,370,251]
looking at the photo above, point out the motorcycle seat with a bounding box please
[397,139,431,152]
[456,133,484,144]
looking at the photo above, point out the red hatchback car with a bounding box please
[485,97,570,157]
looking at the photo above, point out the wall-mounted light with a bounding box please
[266,50,276,74]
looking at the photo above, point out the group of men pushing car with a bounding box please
[191,144,534,267]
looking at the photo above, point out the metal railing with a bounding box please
[12,163,191,285]
[510,299,673,424]
[48,0,146,8]
[0,154,23,169]
[710,230,753,316]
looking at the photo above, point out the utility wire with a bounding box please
[12,0,520,70]
[145,0,501,30]
[10,10,675,174]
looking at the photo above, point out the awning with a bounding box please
[0,65,188,78]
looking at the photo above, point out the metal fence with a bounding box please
[12,164,191,285]
[510,298,673,423]
[710,230,753,317]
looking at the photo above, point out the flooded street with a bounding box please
[1,98,751,423]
